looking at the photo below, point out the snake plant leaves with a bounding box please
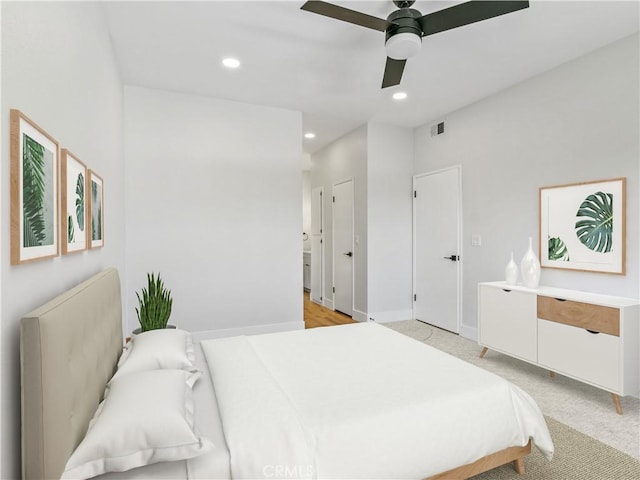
[575,191,613,253]
[75,172,84,231]
[548,236,569,261]
[136,273,173,332]
[22,134,47,247]
[68,215,75,242]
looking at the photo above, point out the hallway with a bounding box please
[304,291,356,329]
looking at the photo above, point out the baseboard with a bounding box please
[192,321,304,341]
[367,309,413,324]
[459,324,478,342]
[352,309,367,322]
[323,298,334,310]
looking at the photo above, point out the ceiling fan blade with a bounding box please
[419,1,529,37]
[301,1,389,32]
[382,57,406,89]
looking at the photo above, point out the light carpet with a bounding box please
[383,320,640,479]
[473,416,640,479]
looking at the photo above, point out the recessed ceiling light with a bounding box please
[304,132,316,139]
[392,92,408,101]
[222,57,241,69]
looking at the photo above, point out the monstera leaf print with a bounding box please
[575,191,613,253]
[75,172,84,231]
[22,134,47,247]
[68,215,75,242]
[548,236,569,261]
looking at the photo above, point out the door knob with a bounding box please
[443,255,459,261]
[344,252,353,257]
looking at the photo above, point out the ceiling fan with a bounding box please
[301,0,529,88]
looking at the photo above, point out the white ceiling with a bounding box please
[103,1,639,158]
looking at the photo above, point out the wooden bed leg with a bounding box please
[549,371,555,378]
[513,457,526,475]
[612,393,623,415]
[479,347,488,358]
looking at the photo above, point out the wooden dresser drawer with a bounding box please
[537,296,619,336]
[538,318,620,392]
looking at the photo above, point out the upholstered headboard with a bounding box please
[20,268,123,480]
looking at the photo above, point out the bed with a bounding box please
[21,268,553,480]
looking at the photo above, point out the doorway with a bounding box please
[332,179,354,317]
[413,166,462,333]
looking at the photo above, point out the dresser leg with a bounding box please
[611,394,623,415]
[479,347,488,358]
[549,371,555,378]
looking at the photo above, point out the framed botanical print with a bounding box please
[540,178,625,274]
[61,149,88,254]
[10,109,59,265]
[88,170,104,249]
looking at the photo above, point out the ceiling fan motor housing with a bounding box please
[385,8,423,60]
[393,0,416,8]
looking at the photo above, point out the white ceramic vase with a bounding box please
[505,252,518,285]
[520,237,541,289]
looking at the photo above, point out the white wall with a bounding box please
[311,126,368,315]
[414,34,639,339]
[1,2,125,477]
[0,4,4,475]
[367,122,414,322]
[124,86,303,334]
[310,122,414,321]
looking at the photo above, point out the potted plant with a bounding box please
[134,272,174,334]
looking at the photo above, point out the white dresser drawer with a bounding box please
[479,285,536,363]
[538,318,620,392]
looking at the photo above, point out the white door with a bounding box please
[310,186,324,304]
[414,167,461,333]
[333,180,354,316]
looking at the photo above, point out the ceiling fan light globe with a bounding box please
[385,32,422,60]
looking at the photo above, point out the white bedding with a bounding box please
[202,322,553,479]
[94,339,231,480]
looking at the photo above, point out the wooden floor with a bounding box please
[304,291,357,329]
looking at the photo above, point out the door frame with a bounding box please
[412,165,463,331]
[310,186,325,305]
[331,177,355,315]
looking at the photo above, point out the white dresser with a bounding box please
[478,281,640,414]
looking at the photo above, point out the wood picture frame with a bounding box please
[10,109,60,265]
[61,149,88,254]
[539,178,626,274]
[88,170,104,249]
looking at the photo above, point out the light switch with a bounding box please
[471,234,482,246]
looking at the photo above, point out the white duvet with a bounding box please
[202,322,553,479]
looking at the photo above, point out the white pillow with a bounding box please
[62,369,214,479]
[113,328,196,380]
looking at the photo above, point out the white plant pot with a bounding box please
[131,324,177,336]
